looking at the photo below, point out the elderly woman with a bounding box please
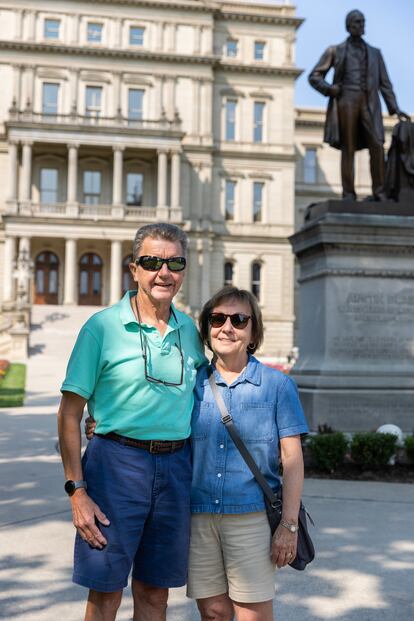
[188,286,308,621]
[57,223,206,621]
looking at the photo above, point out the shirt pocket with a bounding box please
[191,401,215,440]
[239,402,275,443]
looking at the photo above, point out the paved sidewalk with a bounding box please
[0,306,413,620]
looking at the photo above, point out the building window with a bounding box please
[40,168,58,204]
[251,262,261,300]
[87,22,103,43]
[44,19,60,40]
[42,83,59,115]
[226,39,238,58]
[225,99,237,141]
[224,262,233,286]
[128,89,144,121]
[127,173,143,206]
[304,148,317,183]
[225,180,236,221]
[85,86,102,119]
[130,26,145,46]
[253,102,265,143]
[254,41,265,61]
[253,182,264,222]
[83,171,101,204]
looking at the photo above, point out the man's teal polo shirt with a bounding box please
[61,290,207,440]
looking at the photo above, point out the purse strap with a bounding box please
[207,366,279,507]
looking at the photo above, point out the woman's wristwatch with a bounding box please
[280,519,299,533]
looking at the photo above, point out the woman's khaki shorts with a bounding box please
[186,511,276,603]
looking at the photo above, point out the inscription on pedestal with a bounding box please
[338,290,414,323]
[330,336,414,360]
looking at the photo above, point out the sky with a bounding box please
[249,0,414,112]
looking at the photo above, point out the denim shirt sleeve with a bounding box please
[276,375,309,438]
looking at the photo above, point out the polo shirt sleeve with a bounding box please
[60,325,102,400]
[276,375,309,438]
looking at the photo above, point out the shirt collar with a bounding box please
[209,354,262,387]
[118,290,185,328]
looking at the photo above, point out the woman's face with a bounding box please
[209,298,253,361]
[130,237,186,305]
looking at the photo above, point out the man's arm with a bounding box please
[58,392,110,548]
[308,46,339,97]
[377,50,406,117]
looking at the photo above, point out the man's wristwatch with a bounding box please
[64,480,87,496]
[280,519,299,533]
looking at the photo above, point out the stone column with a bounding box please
[192,79,201,136]
[71,14,80,44]
[67,144,78,205]
[110,240,122,305]
[201,26,213,55]
[200,238,211,303]
[194,26,201,54]
[113,146,124,205]
[16,10,25,39]
[156,21,164,51]
[170,150,181,221]
[8,141,18,203]
[202,81,213,138]
[112,72,122,117]
[12,65,23,109]
[3,236,16,302]
[157,149,168,219]
[64,238,77,305]
[69,69,79,116]
[21,141,32,202]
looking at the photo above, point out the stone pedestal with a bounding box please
[289,200,414,432]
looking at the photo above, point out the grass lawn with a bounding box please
[0,363,26,407]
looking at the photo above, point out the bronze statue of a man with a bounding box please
[309,10,409,201]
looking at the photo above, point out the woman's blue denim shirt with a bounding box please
[190,356,308,514]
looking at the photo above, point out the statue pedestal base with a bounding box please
[289,200,414,432]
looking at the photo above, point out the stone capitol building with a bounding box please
[0,0,396,359]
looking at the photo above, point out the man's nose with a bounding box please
[158,262,171,276]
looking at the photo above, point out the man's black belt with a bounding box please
[95,432,187,454]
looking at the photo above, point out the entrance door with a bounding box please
[122,255,135,294]
[79,253,103,305]
[35,251,59,304]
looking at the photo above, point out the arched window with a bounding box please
[79,252,103,305]
[224,261,233,287]
[251,262,261,300]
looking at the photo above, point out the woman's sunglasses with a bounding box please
[208,313,251,329]
[135,256,186,272]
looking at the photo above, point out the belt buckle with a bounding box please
[149,440,157,453]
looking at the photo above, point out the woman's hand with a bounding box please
[84,415,96,440]
[271,524,298,567]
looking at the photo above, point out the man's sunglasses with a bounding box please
[135,256,186,272]
[208,313,251,329]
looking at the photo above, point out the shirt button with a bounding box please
[220,444,224,449]
[217,473,222,478]
[215,499,219,504]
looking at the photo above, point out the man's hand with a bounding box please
[85,415,97,440]
[329,84,341,97]
[397,109,411,122]
[271,524,298,568]
[71,489,110,549]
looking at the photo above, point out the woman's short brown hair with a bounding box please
[198,286,264,354]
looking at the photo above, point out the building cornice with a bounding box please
[70,0,219,13]
[0,40,217,65]
[0,41,303,77]
[218,62,302,78]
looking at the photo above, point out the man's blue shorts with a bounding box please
[72,435,192,593]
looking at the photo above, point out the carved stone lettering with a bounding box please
[329,335,414,359]
[338,288,414,323]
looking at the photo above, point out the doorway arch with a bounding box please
[34,251,59,304]
[79,252,103,305]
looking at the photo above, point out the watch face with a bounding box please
[64,480,75,495]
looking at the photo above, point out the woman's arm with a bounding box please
[271,435,304,567]
[58,392,109,548]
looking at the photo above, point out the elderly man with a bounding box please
[309,9,409,201]
[58,223,206,621]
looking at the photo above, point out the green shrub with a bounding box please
[308,432,348,472]
[0,363,26,407]
[350,432,397,468]
[404,436,414,464]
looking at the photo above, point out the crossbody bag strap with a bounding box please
[207,367,279,506]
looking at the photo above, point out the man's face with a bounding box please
[348,14,365,37]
